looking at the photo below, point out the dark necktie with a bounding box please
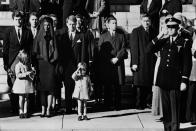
[18,29,21,40]
[69,33,72,40]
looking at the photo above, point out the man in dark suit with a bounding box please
[27,12,40,113]
[98,15,127,110]
[140,0,162,35]
[3,11,33,114]
[130,14,157,110]
[148,17,192,131]
[57,15,88,113]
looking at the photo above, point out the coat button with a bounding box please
[167,59,170,62]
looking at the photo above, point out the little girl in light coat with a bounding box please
[72,62,93,121]
[12,50,36,119]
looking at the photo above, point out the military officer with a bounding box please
[147,17,192,131]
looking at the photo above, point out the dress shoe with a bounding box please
[136,106,145,110]
[40,114,45,118]
[46,114,52,118]
[191,121,196,125]
[23,113,29,118]
[19,113,24,119]
[83,115,89,120]
[78,116,83,121]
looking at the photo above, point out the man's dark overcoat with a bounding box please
[130,25,157,87]
[98,31,127,85]
[3,26,33,72]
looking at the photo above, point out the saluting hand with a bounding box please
[157,30,165,40]
[180,83,187,91]
[111,57,118,64]
[131,64,138,72]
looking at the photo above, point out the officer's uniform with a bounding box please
[148,17,192,131]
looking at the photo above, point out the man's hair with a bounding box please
[29,12,38,19]
[106,15,117,23]
[49,14,57,19]
[12,11,24,19]
[66,15,77,23]
[140,13,150,20]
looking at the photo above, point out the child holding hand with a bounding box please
[12,50,36,118]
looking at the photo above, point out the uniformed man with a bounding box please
[147,17,192,131]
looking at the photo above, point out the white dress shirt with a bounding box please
[15,26,22,42]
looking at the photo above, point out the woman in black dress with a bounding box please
[33,15,58,117]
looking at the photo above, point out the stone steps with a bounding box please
[111,4,196,33]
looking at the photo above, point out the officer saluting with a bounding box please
[148,17,192,131]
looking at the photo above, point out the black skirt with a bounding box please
[37,59,57,92]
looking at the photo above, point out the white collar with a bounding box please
[15,26,22,31]
[109,30,115,36]
[69,30,76,34]
[170,35,178,41]
[31,27,37,31]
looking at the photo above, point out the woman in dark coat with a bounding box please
[33,15,58,117]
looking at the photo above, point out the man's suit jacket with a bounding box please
[140,0,162,34]
[3,26,33,71]
[57,30,88,78]
[98,31,127,85]
[130,25,157,87]
[160,0,182,15]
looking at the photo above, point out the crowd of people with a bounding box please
[2,0,196,130]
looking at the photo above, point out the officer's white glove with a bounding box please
[131,64,138,72]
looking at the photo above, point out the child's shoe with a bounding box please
[19,113,24,119]
[78,116,82,121]
[24,113,29,118]
[83,115,89,120]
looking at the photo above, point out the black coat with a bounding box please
[3,26,33,71]
[148,36,192,90]
[98,31,127,85]
[140,0,162,34]
[130,26,157,87]
[57,30,88,79]
[160,0,182,15]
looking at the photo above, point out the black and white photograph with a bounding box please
[0,0,196,131]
